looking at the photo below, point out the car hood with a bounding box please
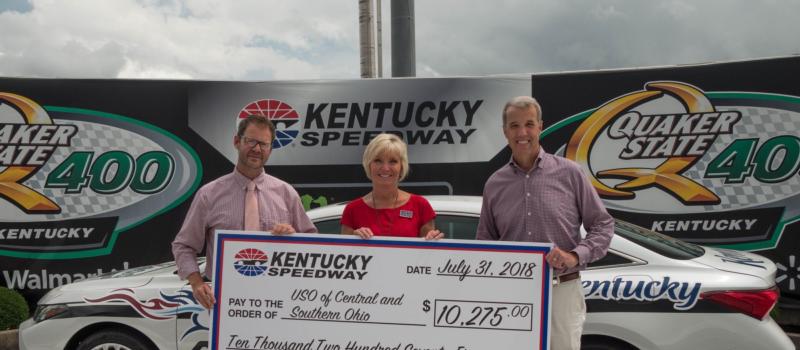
[692,247,777,284]
[39,261,182,304]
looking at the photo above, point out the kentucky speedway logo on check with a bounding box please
[211,231,553,350]
[545,82,800,249]
[0,92,200,259]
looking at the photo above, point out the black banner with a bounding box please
[535,56,800,299]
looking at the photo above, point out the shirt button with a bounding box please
[525,175,529,178]
[527,231,531,235]
[528,212,531,216]
[526,193,530,197]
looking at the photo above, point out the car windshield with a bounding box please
[614,220,705,260]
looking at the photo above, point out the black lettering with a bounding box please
[436,101,460,127]
[321,132,341,146]
[304,104,328,128]
[329,103,348,128]
[308,253,322,266]
[373,103,392,128]
[344,255,359,270]
[393,102,412,127]
[300,132,319,146]
[434,130,454,144]
[333,255,346,269]
[349,103,371,128]
[319,254,334,269]
[361,255,373,269]
[406,130,435,144]
[456,129,476,143]
[271,252,286,266]
[342,131,360,146]
[463,100,483,126]
[295,252,307,267]
[284,252,297,266]
[415,101,436,127]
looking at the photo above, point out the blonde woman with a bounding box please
[341,134,443,239]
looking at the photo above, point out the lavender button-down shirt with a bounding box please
[171,169,317,280]
[477,149,614,276]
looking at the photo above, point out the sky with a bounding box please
[0,0,798,81]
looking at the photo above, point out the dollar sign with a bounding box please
[422,300,430,312]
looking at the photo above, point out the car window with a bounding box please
[587,251,635,269]
[437,215,479,240]
[614,220,704,260]
[315,219,341,234]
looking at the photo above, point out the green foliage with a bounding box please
[0,287,29,330]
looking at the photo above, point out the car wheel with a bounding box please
[77,329,154,350]
[581,336,638,350]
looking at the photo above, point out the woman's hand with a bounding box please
[424,229,444,240]
[419,220,442,240]
[353,227,375,239]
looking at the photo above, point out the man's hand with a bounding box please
[546,247,579,270]
[271,223,296,235]
[188,272,215,310]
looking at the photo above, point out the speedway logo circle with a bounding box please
[233,248,268,276]
[238,99,300,149]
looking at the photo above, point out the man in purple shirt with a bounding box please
[172,115,317,309]
[477,96,614,350]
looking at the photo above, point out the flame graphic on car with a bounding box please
[84,288,208,339]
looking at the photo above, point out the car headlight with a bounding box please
[33,304,69,322]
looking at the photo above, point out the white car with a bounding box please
[18,196,795,350]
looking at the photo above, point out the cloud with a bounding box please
[413,0,800,76]
[0,0,358,79]
[0,0,798,80]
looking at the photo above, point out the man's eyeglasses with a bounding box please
[241,136,272,149]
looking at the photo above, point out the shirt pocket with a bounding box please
[210,205,241,230]
[540,183,578,223]
[264,201,291,227]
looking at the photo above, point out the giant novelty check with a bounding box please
[211,231,553,350]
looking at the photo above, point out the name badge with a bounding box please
[399,210,413,219]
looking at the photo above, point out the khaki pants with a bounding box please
[551,278,586,350]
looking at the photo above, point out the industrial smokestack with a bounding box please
[359,0,376,78]
[391,0,415,77]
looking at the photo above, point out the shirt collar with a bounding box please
[508,148,549,174]
[232,168,267,190]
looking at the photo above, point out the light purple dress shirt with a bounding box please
[172,169,317,280]
[477,149,615,276]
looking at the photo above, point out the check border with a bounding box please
[211,232,552,350]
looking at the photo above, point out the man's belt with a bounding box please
[553,271,580,285]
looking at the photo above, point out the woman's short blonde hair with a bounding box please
[362,133,409,181]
